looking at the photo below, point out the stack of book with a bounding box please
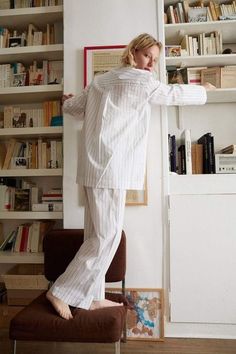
[0,60,63,88]
[32,188,63,212]
[0,137,63,170]
[0,220,55,253]
[3,100,62,128]
[165,1,236,23]
[168,130,215,175]
[180,31,223,56]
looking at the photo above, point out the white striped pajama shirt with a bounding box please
[50,67,207,309]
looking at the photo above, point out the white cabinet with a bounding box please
[0,5,64,265]
[169,194,236,324]
[158,1,236,325]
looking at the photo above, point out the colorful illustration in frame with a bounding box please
[126,288,164,341]
[106,287,164,341]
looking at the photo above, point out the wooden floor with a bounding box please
[1,329,236,354]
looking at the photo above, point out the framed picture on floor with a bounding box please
[125,288,164,341]
[106,287,164,341]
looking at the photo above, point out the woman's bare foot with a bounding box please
[46,291,73,320]
[90,299,123,310]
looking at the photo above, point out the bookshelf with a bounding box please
[0,3,64,265]
[0,251,44,264]
[0,85,63,104]
[0,211,62,220]
[0,44,63,64]
[159,0,236,326]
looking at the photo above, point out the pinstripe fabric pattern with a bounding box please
[58,67,207,311]
[50,187,126,309]
[64,67,207,190]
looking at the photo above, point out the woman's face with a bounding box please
[133,45,160,72]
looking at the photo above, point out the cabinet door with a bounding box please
[169,194,236,324]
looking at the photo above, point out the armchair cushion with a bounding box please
[10,291,127,343]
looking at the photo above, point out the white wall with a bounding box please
[63,0,163,290]
[63,0,236,339]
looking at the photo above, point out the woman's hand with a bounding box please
[202,82,216,91]
[62,93,74,104]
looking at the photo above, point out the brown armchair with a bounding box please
[9,229,128,354]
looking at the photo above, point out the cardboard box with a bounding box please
[201,66,236,88]
[2,264,48,306]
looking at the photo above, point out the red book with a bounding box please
[19,225,30,252]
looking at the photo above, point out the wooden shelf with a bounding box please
[165,20,236,44]
[0,126,63,139]
[0,251,44,264]
[166,54,236,68]
[0,168,63,177]
[0,211,63,220]
[0,5,63,28]
[0,44,63,64]
[0,85,63,104]
[207,88,236,103]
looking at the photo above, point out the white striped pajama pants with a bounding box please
[50,187,127,309]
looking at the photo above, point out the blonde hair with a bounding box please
[121,33,162,67]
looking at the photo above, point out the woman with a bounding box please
[47,33,214,320]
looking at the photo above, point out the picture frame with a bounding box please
[11,157,27,169]
[84,45,125,87]
[12,73,26,87]
[126,176,148,206]
[106,287,164,341]
[126,288,164,341]
[84,45,148,205]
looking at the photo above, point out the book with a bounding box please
[0,184,8,210]
[219,144,236,154]
[2,138,16,169]
[29,220,55,253]
[197,133,215,174]
[29,221,40,253]
[180,67,207,85]
[191,144,203,174]
[0,222,3,245]
[176,2,185,23]
[14,189,30,211]
[38,220,55,252]
[166,5,175,23]
[0,143,6,169]
[168,134,177,172]
[188,7,207,22]
[0,230,16,251]
[221,66,236,88]
[180,35,190,55]
[178,145,186,174]
[19,224,30,252]
[181,129,192,175]
[32,203,63,212]
[13,225,23,252]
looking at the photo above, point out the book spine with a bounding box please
[198,134,210,174]
[184,129,192,175]
[32,203,63,211]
